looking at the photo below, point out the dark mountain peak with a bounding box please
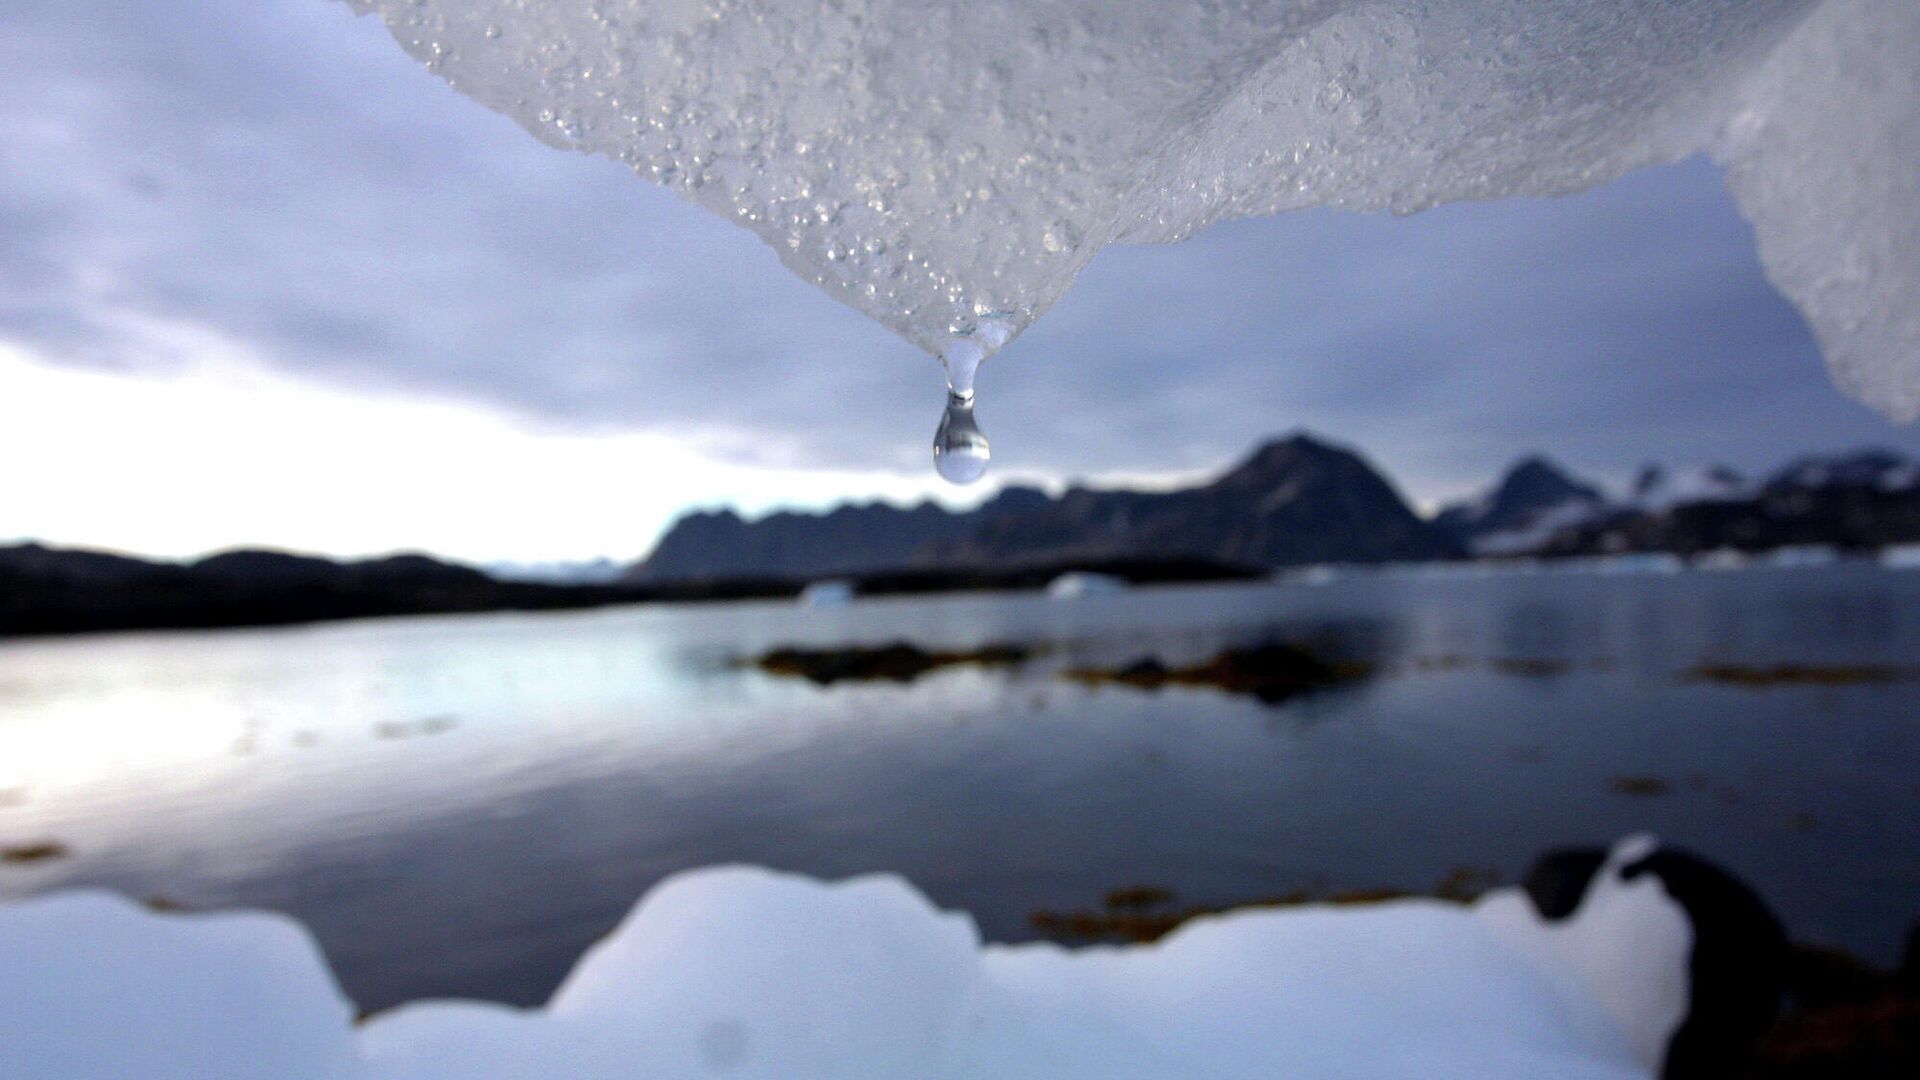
[1212,431,1357,491]
[352,552,488,584]
[661,506,745,531]
[191,548,342,585]
[0,542,175,587]
[981,485,1051,516]
[1240,430,1343,463]
[1434,453,1606,547]
[1499,456,1604,508]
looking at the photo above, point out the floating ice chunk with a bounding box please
[797,578,855,606]
[364,867,986,1079]
[343,0,1918,419]
[0,891,360,1080]
[2,841,1702,1079]
[1477,835,1692,1073]
[1882,542,1920,569]
[1045,571,1128,598]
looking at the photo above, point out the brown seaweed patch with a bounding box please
[1749,943,1920,1078]
[1065,643,1372,705]
[748,641,1035,685]
[1683,663,1907,688]
[1609,775,1673,797]
[1490,657,1576,677]
[0,840,69,865]
[1031,867,1500,945]
[1104,885,1178,911]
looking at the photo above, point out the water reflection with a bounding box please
[1,566,1917,1010]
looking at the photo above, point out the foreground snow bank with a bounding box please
[346,0,1919,419]
[2,839,1686,1080]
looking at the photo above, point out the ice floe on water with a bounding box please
[1045,570,1128,598]
[344,0,1919,429]
[3,838,1692,1079]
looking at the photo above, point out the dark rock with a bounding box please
[1522,848,1609,920]
[1115,657,1171,682]
[1067,641,1370,705]
[1610,775,1674,797]
[1619,847,1791,1080]
[750,642,1034,685]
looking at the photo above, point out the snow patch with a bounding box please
[1629,464,1753,513]
[1046,571,1128,598]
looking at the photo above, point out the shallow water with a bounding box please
[2,564,1916,1010]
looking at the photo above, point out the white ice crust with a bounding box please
[1,838,1689,1079]
[340,0,1918,418]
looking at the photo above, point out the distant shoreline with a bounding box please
[0,544,1261,640]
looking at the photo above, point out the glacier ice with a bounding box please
[1,838,1686,1079]
[340,0,1919,422]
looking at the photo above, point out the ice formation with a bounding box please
[2,839,1687,1079]
[341,0,1919,439]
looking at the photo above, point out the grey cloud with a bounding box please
[1,0,1916,507]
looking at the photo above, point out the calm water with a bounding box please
[2,564,1917,1010]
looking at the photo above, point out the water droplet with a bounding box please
[934,392,989,484]
[933,335,991,484]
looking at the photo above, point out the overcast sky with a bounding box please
[4,0,1917,562]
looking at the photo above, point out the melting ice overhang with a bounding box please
[346,0,1919,421]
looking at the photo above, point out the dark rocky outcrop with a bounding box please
[747,642,1034,685]
[1065,641,1372,705]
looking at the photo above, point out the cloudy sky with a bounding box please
[4,0,1917,563]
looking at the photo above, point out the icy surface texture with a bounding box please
[342,0,1916,417]
[1713,0,1920,422]
[2,839,1686,1079]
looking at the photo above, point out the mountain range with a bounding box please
[630,434,1457,583]
[7,433,1919,637]
[1437,449,1920,558]
[632,435,1920,583]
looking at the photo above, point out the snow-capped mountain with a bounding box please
[1764,449,1920,494]
[483,558,628,585]
[1433,457,1608,556]
[1436,449,1920,559]
[1626,463,1751,513]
